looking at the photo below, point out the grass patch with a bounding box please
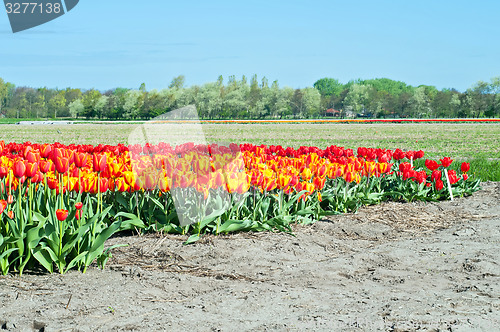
[0,122,498,180]
[466,158,500,182]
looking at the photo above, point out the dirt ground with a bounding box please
[0,182,499,332]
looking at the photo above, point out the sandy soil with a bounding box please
[1,182,499,331]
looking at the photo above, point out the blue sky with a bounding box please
[1,0,499,91]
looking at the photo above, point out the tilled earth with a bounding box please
[1,182,499,331]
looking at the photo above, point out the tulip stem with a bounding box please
[97,172,101,214]
[59,173,63,209]
[8,170,12,197]
[28,184,32,224]
[78,168,81,194]
[67,171,70,208]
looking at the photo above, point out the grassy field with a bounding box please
[0,122,498,180]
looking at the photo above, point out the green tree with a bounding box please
[313,78,344,97]
[169,75,185,89]
[68,99,84,118]
[9,88,29,118]
[449,93,461,117]
[0,78,7,114]
[48,91,67,118]
[408,86,431,118]
[175,86,197,110]
[82,89,102,118]
[290,89,304,118]
[123,90,145,119]
[344,84,371,115]
[94,95,109,119]
[249,74,261,110]
[302,87,321,118]
[195,83,222,119]
[64,88,82,106]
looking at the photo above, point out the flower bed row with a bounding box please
[149,118,500,124]
[0,140,480,275]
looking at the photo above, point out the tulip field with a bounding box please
[0,124,484,275]
[0,122,495,275]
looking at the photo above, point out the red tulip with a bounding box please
[405,151,415,160]
[463,173,469,181]
[414,150,425,159]
[40,144,52,158]
[448,170,459,184]
[431,170,442,182]
[75,210,81,220]
[99,178,109,193]
[7,195,14,204]
[75,202,83,210]
[56,209,69,221]
[25,162,38,178]
[461,162,470,173]
[47,177,59,190]
[55,157,69,174]
[440,157,453,168]
[74,152,88,168]
[393,149,405,161]
[399,162,412,173]
[39,160,53,173]
[425,159,439,171]
[31,172,43,184]
[25,150,39,163]
[378,153,390,163]
[7,211,14,219]
[435,179,444,191]
[416,171,427,184]
[93,153,107,172]
[0,166,8,178]
[13,160,26,178]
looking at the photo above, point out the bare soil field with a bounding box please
[0,182,498,331]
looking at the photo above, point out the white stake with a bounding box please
[443,168,454,201]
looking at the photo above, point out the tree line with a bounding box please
[0,75,499,120]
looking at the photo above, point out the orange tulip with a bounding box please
[144,173,157,190]
[262,178,277,191]
[0,199,6,214]
[313,176,326,190]
[47,177,59,190]
[158,175,169,192]
[99,178,109,193]
[277,173,291,189]
[316,164,327,178]
[301,168,313,181]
